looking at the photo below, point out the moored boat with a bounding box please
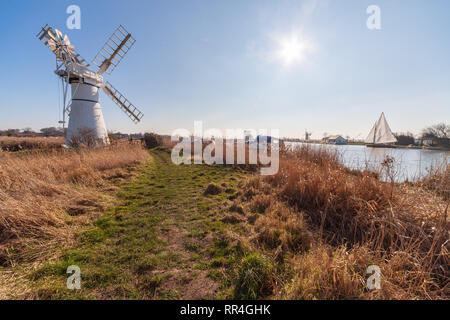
[365,143,397,148]
[365,113,397,148]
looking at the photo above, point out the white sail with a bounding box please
[365,113,397,144]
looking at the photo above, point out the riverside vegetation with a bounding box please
[0,137,448,299]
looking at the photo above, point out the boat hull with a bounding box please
[366,144,397,149]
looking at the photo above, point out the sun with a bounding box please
[275,33,312,67]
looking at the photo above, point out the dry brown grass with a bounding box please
[232,145,449,300]
[0,137,65,152]
[0,142,148,266]
[254,202,312,254]
[418,162,449,201]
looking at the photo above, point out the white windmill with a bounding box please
[37,24,144,146]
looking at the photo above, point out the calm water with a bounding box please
[287,142,449,182]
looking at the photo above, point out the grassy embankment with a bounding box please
[16,147,248,299]
[0,141,448,299]
[19,146,450,299]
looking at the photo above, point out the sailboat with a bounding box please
[365,113,398,148]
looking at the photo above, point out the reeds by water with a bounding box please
[236,145,449,299]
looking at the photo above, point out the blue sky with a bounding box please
[0,0,449,139]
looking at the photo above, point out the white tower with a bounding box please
[67,81,109,145]
[37,25,143,147]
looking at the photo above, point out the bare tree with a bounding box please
[40,127,64,137]
[422,123,449,139]
[421,123,450,148]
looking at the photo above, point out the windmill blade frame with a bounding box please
[93,25,136,75]
[101,81,143,124]
[63,34,70,46]
[54,28,63,40]
[37,25,90,67]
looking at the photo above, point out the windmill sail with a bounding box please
[102,81,144,124]
[93,25,136,75]
[37,25,90,67]
[365,113,397,144]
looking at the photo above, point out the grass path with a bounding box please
[30,148,249,299]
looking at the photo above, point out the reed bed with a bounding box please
[0,142,148,266]
[0,137,65,152]
[234,145,449,299]
[418,161,450,200]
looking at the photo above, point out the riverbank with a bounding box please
[1,146,447,299]
[285,140,449,151]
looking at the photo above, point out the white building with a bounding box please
[324,135,347,145]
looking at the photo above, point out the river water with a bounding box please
[287,142,449,182]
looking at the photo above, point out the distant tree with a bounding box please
[40,127,64,137]
[5,129,20,137]
[143,133,163,149]
[421,123,450,148]
[422,123,449,139]
[22,127,34,134]
[395,132,416,146]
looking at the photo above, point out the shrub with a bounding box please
[69,128,100,148]
[234,253,273,300]
[143,133,163,149]
[255,204,312,252]
[204,183,222,196]
[251,195,273,214]
[282,245,366,300]
[419,162,449,200]
[229,203,245,215]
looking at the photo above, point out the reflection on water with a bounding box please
[287,142,449,182]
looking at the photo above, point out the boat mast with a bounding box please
[373,120,377,144]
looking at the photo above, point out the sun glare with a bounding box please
[275,33,312,67]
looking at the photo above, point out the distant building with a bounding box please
[110,133,130,139]
[130,133,144,140]
[305,131,312,141]
[323,135,347,145]
[421,138,438,147]
[110,133,144,140]
[256,135,272,143]
[244,130,253,144]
